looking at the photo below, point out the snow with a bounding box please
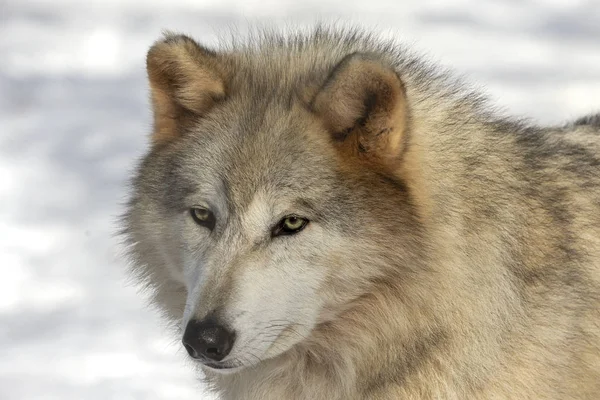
[0,0,598,399]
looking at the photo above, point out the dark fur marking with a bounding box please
[376,127,392,137]
[376,172,409,195]
[333,127,353,142]
[363,328,449,394]
[572,113,600,128]
[362,91,378,124]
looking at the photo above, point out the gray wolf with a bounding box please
[121,27,600,399]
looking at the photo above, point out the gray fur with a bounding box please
[121,26,600,399]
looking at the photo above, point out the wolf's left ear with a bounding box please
[146,34,226,143]
[311,53,408,166]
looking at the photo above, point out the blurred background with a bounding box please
[1,0,599,399]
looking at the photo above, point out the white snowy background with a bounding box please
[1,0,599,399]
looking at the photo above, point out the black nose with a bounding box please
[182,318,235,361]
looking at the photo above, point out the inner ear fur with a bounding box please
[311,53,409,165]
[146,33,226,143]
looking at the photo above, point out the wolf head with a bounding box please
[123,32,422,373]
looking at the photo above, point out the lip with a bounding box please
[205,362,234,370]
[200,360,237,370]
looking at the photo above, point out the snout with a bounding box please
[182,317,236,362]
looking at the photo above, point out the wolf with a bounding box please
[121,27,600,399]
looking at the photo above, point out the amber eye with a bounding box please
[190,207,216,230]
[273,215,309,237]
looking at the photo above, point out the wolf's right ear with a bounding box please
[146,34,226,143]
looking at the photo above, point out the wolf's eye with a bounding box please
[190,207,216,230]
[273,215,309,237]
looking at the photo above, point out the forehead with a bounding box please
[170,99,339,212]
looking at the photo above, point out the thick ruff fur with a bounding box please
[121,27,600,399]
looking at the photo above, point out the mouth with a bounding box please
[203,361,236,370]
[183,352,242,373]
[197,358,245,373]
